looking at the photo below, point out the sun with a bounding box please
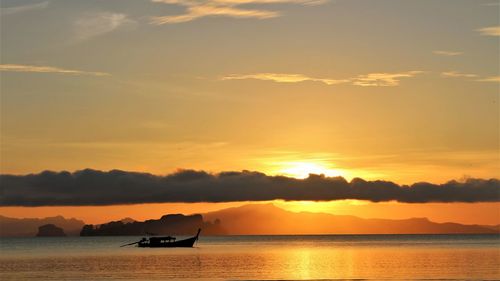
[278,161,344,179]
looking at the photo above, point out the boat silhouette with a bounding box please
[121,229,201,248]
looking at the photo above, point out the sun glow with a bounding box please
[278,161,344,179]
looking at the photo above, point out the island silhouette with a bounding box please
[36,224,66,237]
[1,204,498,237]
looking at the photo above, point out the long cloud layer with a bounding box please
[221,71,423,86]
[151,0,326,24]
[0,64,110,77]
[1,169,498,206]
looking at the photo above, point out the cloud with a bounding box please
[74,12,135,41]
[441,72,500,83]
[433,50,463,56]
[221,73,349,85]
[221,71,422,87]
[150,0,327,24]
[441,71,478,78]
[0,64,110,76]
[1,169,498,206]
[0,1,49,15]
[152,5,278,24]
[477,26,500,36]
[477,76,500,83]
[351,71,423,87]
[483,2,500,6]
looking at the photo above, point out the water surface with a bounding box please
[1,234,499,280]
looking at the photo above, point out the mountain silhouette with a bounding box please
[2,204,497,237]
[120,217,136,224]
[80,214,225,236]
[203,203,499,235]
[0,215,84,237]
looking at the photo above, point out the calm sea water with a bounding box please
[1,234,499,280]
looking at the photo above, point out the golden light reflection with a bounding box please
[274,200,370,215]
[272,161,348,179]
[293,249,313,280]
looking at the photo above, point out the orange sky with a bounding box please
[1,1,498,228]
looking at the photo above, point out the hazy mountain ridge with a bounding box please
[1,204,498,236]
[203,203,499,234]
[0,215,84,237]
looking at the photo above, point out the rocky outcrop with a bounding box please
[36,224,66,237]
[80,214,225,236]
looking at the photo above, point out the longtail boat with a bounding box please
[120,229,201,248]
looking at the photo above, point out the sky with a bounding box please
[0,0,499,225]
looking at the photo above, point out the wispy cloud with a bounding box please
[351,71,423,87]
[221,73,349,85]
[0,64,110,76]
[477,76,500,83]
[221,71,422,87]
[477,26,500,36]
[441,71,500,83]
[74,12,135,41]
[441,71,478,78]
[0,1,49,15]
[433,50,463,56]
[483,2,500,6]
[151,0,328,24]
[153,5,278,24]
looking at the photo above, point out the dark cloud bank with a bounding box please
[1,169,499,206]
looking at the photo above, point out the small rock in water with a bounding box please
[36,224,66,237]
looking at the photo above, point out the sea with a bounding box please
[1,234,499,280]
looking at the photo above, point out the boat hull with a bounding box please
[138,236,198,248]
[137,229,201,248]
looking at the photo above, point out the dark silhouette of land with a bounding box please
[1,204,498,237]
[0,215,84,237]
[36,224,66,237]
[80,214,225,236]
[80,204,499,236]
[203,203,499,235]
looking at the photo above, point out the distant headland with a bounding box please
[1,204,498,237]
